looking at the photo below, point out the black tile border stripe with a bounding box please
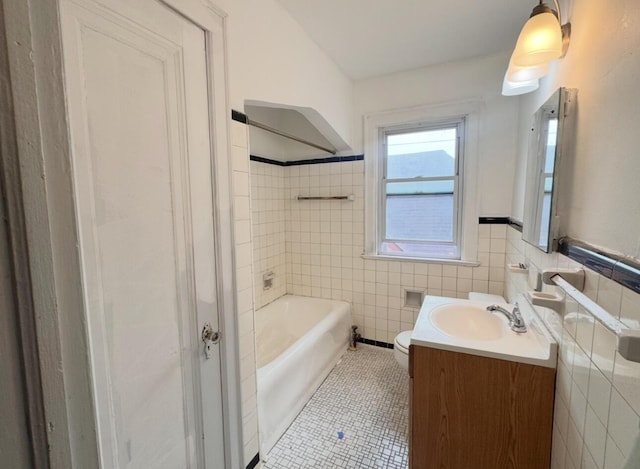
[357,337,394,349]
[250,154,364,166]
[231,109,248,124]
[612,261,640,295]
[559,243,615,278]
[478,217,523,233]
[250,155,286,166]
[246,452,260,469]
[288,155,364,165]
[479,217,510,224]
[557,237,640,295]
[507,218,524,232]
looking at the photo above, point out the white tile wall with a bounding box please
[249,158,506,343]
[285,160,507,342]
[504,226,640,469]
[231,120,260,464]
[250,161,287,309]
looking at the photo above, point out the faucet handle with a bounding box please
[511,302,527,333]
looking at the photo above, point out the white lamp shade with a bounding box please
[512,11,562,67]
[507,60,549,83]
[502,72,539,96]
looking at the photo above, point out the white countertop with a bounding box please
[411,296,558,368]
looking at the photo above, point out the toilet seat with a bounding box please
[394,330,412,354]
[394,330,412,372]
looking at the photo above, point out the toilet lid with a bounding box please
[394,330,412,353]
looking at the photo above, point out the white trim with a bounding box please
[361,254,480,267]
[2,0,242,467]
[0,9,50,466]
[159,3,244,467]
[364,100,481,263]
[3,0,98,466]
[379,119,464,254]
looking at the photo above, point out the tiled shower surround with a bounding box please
[505,226,640,469]
[251,161,287,309]
[231,121,260,464]
[250,159,506,343]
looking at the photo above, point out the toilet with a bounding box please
[393,330,412,371]
[393,292,506,371]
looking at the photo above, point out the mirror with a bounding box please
[523,88,575,252]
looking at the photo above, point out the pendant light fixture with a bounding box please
[512,3,563,67]
[502,0,571,96]
[507,61,549,83]
[502,75,540,97]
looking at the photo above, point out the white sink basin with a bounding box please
[430,304,506,341]
[411,296,557,368]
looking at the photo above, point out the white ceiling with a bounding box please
[276,0,536,80]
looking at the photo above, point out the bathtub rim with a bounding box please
[254,294,352,458]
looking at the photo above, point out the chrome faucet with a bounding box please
[486,303,527,333]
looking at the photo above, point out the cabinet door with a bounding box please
[410,346,555,469]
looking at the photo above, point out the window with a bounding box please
[380,121,463,259]
[363,101,479,264]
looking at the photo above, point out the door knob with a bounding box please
[201,322,220,359]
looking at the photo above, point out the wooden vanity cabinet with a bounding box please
[409,344,556,469]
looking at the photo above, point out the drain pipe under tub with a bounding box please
[349,325,361,351]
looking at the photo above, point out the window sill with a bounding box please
[361,253,480,267]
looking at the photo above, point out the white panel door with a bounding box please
[60,0,225,467]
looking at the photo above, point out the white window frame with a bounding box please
[363,100,481,265]
[380,120,464,254]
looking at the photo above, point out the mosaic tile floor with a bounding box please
[263,344,409,469]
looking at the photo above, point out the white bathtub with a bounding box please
[255,295,351,455]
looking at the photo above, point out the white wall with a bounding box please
[511,0,640,260]
[505,226,640,469]
[214,0,354,149]
[354,52,521,217]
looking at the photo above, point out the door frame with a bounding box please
[0,0,243,467]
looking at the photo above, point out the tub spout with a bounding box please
[349,325,361,351]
